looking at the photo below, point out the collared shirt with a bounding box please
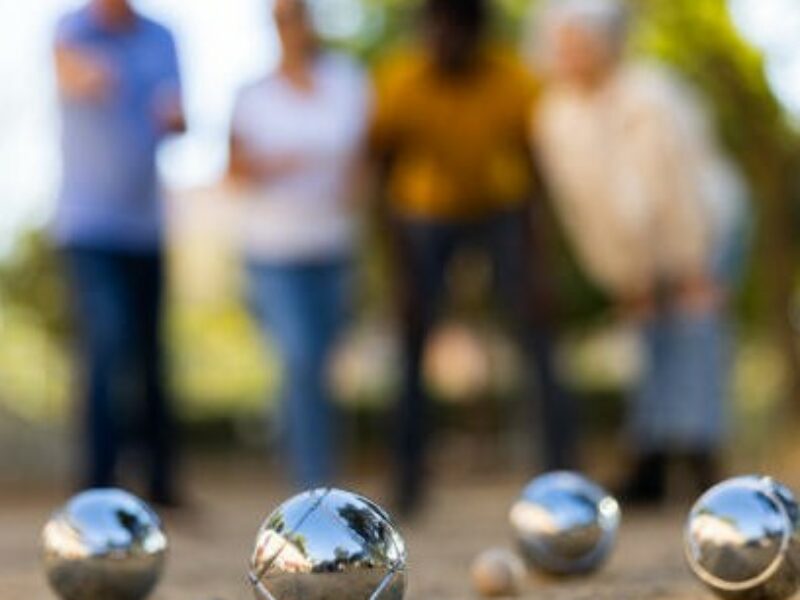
[370,45,538,222]
[54,7,181,250]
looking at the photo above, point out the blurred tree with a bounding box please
[0,230,70,343]
[631,0,800,410]
[3,0,800,414]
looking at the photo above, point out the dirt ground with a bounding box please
[0,459,719,600]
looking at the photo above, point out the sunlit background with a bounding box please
[3,0,800,480]
[3,0,800,254]
[3,6,800,599]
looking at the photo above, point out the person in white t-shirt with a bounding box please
[228,0,369,488]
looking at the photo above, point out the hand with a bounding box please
[153,84,186,135]
[253,154,308,179]
[55,46,115,102]
[229,132,308,185]
[617,289,657,323]
[674,275,722,315]
[233,152,309,185]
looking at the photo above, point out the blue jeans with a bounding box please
[62,246,175,501]
[246,259,351,489]
[630,309,729,453]
[628,201,744,456]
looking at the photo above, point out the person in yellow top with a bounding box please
[370,0,576,515]
[371,44,536,220]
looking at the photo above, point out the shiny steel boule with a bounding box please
[41,488,167,600]
[249,488,407,600]
[685,475,800,600]
[509,471,621,575]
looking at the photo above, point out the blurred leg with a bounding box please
[625,308,727,501]
[247,262,347,489]
[393,221,454,512]
[301,261,352,485]
[527,333,578,470]
[628,316,668,455]
[63,248,132,489]
[483,210,578,471]
[671,310,728,452]
[631,309,727,454]
[129,251,176,504]
[680,309,729,492]
[624,315,670,503]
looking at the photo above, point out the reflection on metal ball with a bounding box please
[685,475,800,600]
[41,488,167,600]
[509,471,621,575]
[249,488,407,600]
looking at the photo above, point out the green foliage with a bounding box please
[3,0,799,420]
[0,232,71,421]
[0,230,71,343]
[329,0,542,61]
[0,303,71,421]
[630,0,800,327]
[168,302,276,420]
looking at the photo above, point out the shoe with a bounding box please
[149,487,184,510]
[685,451,721,496]
[394,471,426,520]
[616,452,667,506]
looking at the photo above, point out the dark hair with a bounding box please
[424,0,488,35]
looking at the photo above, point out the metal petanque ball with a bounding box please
[249,488,407,600]
[685,475,800,600]
[41,488,167,600]
[509,471,621,575]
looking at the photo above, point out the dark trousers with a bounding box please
[393,210,577,504]
[63,246,175,501]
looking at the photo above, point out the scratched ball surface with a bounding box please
[509,471,621,575]
[41,488,167,600]
[249,488,407,600]
[685,475,800,600]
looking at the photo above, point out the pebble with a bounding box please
[471,547,527,597]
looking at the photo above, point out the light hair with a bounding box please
[526,0,631,69]
[544,0,629,47]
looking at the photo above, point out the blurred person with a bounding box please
[533,0,749,503]
[53,0,185,503]
[228,0,369,489]
[371,0,577,515]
